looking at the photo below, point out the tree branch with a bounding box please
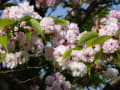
[0,65,46,74]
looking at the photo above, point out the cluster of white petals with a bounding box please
[102,39,119,53]
[2,2,42,20]
[1,2,44,69]
[67,62,87,77]
[99,18,119,36]
[40,17,55,34]
[5,51,29,69]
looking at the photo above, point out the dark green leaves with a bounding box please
[51,16,67,25]
[0,19,17,29]
[28,19,46,41]
[77,32,98,46]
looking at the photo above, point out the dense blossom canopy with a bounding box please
[0,0,120,90]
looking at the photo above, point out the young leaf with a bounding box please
[62,48,72,61]
[88,66,91,78]
[73,47,82,50]
[116,51,120,60]
[21,16,32,21]
[94,51,102,67]
[24,29,32,44]
[86,35,111,48]
[0,35,8,52]
[86,37,97,48]
[117,29,120,36]
[0,53,6,64]
[0,19,17,29]
[77,32,98,46]
[51,16,67,25]
[28,19,46,41]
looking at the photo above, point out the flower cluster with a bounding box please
[2,2,41,20]
[92,10,120,54]
[45,72,71,90]
[1,2,44,69]
[41,20,89,77]
[43,11,120,78]
[5,51,28,69]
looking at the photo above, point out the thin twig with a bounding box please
[19,76,40,84]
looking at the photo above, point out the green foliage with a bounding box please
[77,32,98,46]
[0,35,8,52]
[117,29,120,37]
[87,64,93,78]
[21,16,32,21]
[51,16,67,25]
[86,37,97,47]
[23,29,32,44]
[73,47,82,50]
[28,19,46,41]
[86,35,111,48]
[94,51,102,67]
[62,47,82,61]
[62,48,72,61]
[0,19,17,29]
[0,35,8,63]
[0,53,6,64]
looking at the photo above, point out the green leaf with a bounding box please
[0,35,8,52]
[116,51,120,60]
[86,37,98,47]
[24,29,32,44]
[88,66,91,78]
[0,53,6,64]
[28,19,46,41]
[117,29,120,36]
[73,47,82,50]
[62,48,72,61]
[21,16,32,21]
[86,35,111,48]
[94,51,102,67]
[51,16,67,25]
[77,32,98,46]
[0,19,17,29]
